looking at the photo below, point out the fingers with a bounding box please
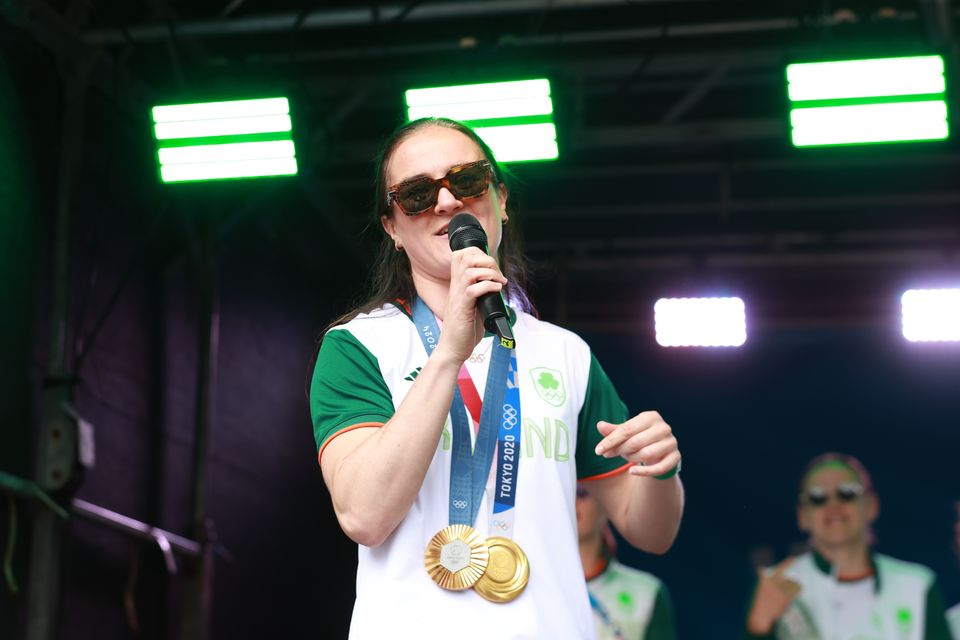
[464,279,504,301]
[438,248,508,363]
[451,251,507,300]
[615,423,673,460]
[594,411,664,457]
[771,556,796,577]
[451,247,501,271]
[594,411,680,478]
[463,267,508,287]
[777,578,802,599]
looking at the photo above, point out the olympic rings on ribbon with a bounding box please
[501,404,518,428]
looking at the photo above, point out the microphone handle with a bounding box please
[477,290,515,349]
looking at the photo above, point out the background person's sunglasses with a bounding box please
[801,482,865,507]
[386,160,493,216]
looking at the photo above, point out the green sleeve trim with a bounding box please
[923,579,952,640]
[310,329,395,453]
[575,352,630,480]
[654,459,680,480]
[645,584,677,640]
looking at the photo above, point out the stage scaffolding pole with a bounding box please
[26,64,91,640]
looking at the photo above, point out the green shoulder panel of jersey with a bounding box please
[646,583,677,640]
[575,351,630,480]
[310,328,395,453]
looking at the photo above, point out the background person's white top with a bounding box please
[947,603,959,639]
[774,551,936,640]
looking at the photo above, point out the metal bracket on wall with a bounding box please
[71,498,205,574]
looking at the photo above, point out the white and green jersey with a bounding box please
[947,603,959,639]
[311,303,631,640]
[754,551,951,640]
[588,559,676,640]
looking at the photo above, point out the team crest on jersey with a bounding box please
[530,367,566,407]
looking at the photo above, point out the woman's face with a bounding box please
[381,126,508,286]
[797,465,877,550]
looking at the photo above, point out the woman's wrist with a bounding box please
[430,343,467,370]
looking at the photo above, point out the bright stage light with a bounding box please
[654,297,747,347]
[152,97,298,183]
[405,79,557,162]
[790,101,948,146]
[787,55,949,147]
[901,288,960,342]
[787,56,945,101]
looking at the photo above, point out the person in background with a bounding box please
[309,117,684,639]
[577,484,676,640]
[743,452,952,639]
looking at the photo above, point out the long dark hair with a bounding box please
[333,116,533,327]
[305,118,535,397]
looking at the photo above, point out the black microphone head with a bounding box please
[448,212,488,252]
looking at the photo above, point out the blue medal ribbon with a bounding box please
[492,353,521,517]
[411,298,515,528]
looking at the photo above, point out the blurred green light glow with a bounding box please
[152,97,297,183]
[787,55,948,147]
[405,79,558,162]
[160,158,299,183]
[154,115,292,140]
[152,97,290,123]
[407,96,553,123]
[473,123,558,162]
[157,140,295,165]
[791,101,949,147]
[787,56,945,102]
[406,79,551,108]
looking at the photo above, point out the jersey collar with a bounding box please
[811,548,881,593]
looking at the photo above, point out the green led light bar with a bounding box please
[787,56,945,101]
[152,97,298,183]
[791,101,948,146]
[787,55,949,147]
[405,79,558,162]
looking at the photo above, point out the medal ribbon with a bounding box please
[412,298,511,528]
[444,324,523,538]
[456,352,522,539]
[489,351,521,538]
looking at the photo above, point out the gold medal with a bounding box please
[424,524,489,591]
[472,536,529,603]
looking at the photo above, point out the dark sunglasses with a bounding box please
[801,482,865,507]
[386,160,494,216]
[576,486,589,499]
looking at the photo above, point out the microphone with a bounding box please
[447,212,516,349]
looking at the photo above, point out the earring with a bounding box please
[394,238,403,252]
[501,216,509,225]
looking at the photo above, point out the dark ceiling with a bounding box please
[4,0,960,331]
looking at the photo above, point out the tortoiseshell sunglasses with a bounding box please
[386,160,494,216]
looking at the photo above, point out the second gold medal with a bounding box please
[472,536,529,603]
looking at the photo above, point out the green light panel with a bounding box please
[787,55,949,147]
[405,79,558,162]
[787,56,945,101]
[152,97,298,183]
